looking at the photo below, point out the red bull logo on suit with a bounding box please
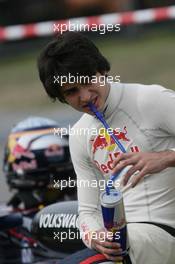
[90,126,140,174]
[91,126,130,155]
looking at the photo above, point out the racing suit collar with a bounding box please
[102,82,123,119]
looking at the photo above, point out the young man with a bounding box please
[38,31,175,264]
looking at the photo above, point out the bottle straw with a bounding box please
[88,103,126,153]
[88,102,127,194]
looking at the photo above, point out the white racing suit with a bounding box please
[69,82,175,264]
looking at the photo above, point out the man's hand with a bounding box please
[112,150,175,187]
[91,228,123,262]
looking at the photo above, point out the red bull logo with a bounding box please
[12,143,35,159]
[113,126,130,142]
[91,126,130,154]
[11,143,37,173]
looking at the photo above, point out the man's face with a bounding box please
[61,73,110,114]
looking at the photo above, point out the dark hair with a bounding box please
[37,31,110,103]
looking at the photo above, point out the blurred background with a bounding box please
[0,0,175,202]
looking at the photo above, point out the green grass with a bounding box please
[97,33,175,87]
[0,31,175,111]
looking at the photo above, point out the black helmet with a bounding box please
[3,116,74,191]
